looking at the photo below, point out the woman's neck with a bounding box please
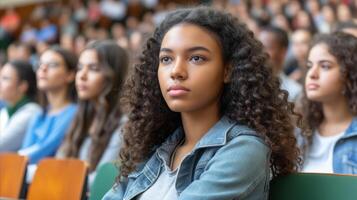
[46,88,71,114]
[320,98,353,136]
[7,94,25,107]
[181,102,221,148]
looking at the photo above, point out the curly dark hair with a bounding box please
[119,7,301,180]
[301,32,357,147]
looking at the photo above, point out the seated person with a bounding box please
[0,60,41,151]
[301,32,357,174]
[57,40,129,187]
[103,7,300,200]
[18,46,78,164]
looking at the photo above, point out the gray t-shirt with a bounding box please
[138,164,179,200]
[138,138,189,200]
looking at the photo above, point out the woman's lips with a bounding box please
[167,85,190,97]
[37,76,47,80]
[306,83,320,90]
[76,84,88,91]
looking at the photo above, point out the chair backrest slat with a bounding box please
[89,162,119,200]
[0,153,28,198]
[269,173,357,200]
[27,158,88,200]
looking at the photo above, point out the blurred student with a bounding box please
[259,26,302,102]
[285,29,312,84]
[18,46,77,164]
[57,40,128,187]
[301,32,357,173]
[0,60,40,151]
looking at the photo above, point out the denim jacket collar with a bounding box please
[195,116,237,148]
[342,117,357,138]
[156,116,237,165]
[159,116,235,149]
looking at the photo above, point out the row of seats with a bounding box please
[270,173,357,200]
[2,152,357,200]
[0,153,118,200]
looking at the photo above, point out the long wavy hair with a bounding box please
[301,32,357,148]
[119,7,301,179]
[61,41,129,172]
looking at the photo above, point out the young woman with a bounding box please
[104,7,300,200]
[56,40,128,187]
[301,32,357,174]
[18,46,78,164]
[0,60,41,152]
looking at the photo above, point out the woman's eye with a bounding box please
[190,55,205,63]
[1,76,10,81]
[306,63,312,69]
[160,56,172,64]
[321,64,330,70]
[89,64,101,71]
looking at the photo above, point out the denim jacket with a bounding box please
[334,117,357,173]
[300,117,357,173]
[103,116,271,200]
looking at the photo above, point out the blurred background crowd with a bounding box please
[1,0,357,196]
[1,0,356,74]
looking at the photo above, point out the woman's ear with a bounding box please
[224,63,232,83]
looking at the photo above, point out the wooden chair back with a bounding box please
[27,158,88,200]
[0,153,28,198]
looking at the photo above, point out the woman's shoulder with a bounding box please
[17,102,42,113]
[55,103,78,117]
[216,123,271,166]
[212,123,271,174]
[228,122,269,147]
[0,107,7,117]
[66,103,78,112]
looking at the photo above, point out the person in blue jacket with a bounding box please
[18,46,77,164]
[103,7,301,200]
[301,32,357,174]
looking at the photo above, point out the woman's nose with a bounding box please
[170,58,188,80]
[308,65,319,79]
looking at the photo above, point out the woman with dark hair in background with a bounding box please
[0,60,41,151]
[104,7,301,200]
[301,32,357,174]
[57,40,128,187]
[18,46,77,164]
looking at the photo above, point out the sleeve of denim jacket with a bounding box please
[179,134,271,200]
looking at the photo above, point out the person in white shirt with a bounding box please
[301,32,357,174]
[0,60,41,152]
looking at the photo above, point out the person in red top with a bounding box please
[0,8,20,34]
